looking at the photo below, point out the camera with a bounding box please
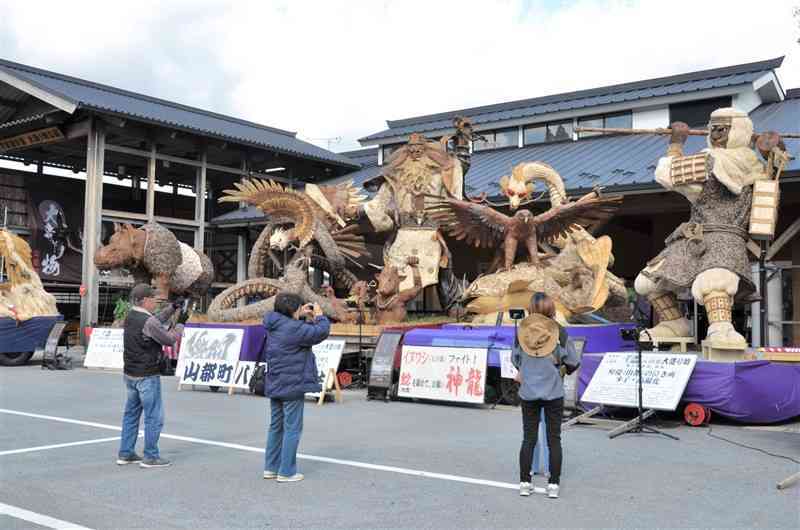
[508,308,526,320]
[620,327,639,342]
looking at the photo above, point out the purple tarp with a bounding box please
[182,323,266,362]
[406,323,637,366]
[578,353,800,424]
[0,316,62,353]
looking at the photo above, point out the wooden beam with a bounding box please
[767,217,800,260]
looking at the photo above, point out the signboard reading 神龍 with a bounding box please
[398,346,488,404]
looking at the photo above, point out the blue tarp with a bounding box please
[0,316,62,353]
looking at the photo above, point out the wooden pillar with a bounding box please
[793,236,800,345]
[195,150,207,251]
[146,144,156,221]
[79,119,105,338]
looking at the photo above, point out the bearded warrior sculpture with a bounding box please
[347,118,477,313]
[634,108,787,349]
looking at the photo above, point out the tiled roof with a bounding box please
[361,57,784,143]
[332,95,799,199]
[0,58,358,169]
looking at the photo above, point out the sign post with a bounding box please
[581,351,697,439]
[176,327,245,391]
[306,340,345,404]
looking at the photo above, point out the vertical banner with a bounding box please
[398,346,488,403]
[176,327,245,388]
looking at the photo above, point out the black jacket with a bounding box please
[123,306,181,377]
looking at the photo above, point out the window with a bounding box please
[578,112,632,138]
[523,120,574,145]
[381,143,402,163]
[669,96,732,128]
[473,127,518,151]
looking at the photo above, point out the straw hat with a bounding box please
[518,313,560,357]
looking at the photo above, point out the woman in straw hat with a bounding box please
[512,292,579,499]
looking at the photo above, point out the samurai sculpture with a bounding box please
[634,108,787,349]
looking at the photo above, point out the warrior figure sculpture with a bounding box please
[634,108,787,349]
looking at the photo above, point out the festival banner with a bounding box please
[398,346,488,404]
[27,183,85,284]
[176,327,245,388]
[581,352,697,411]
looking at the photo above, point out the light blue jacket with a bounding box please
[512,327,579,401]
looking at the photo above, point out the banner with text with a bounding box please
[177,327,245,388]
[581,352,697,411]
[398,346,488,404]
[306,340,346,397]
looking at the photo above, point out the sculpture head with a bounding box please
[501,165,535,210]
[95,223,145,270]
[374,266,406,297]
[708,107,752,149]
[269,227,293,250]
[514,209,535,225]
[407,133,427,161]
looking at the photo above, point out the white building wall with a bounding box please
[631,107,669,129]
[733,89,763,114]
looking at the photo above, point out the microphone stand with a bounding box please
[610,327,678,440]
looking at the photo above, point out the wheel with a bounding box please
[209,385,220,393]
[684,403,711,426]
[0,351,35,366]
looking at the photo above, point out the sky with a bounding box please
[0,0,798,152]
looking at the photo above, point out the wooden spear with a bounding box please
[575,126,800,138]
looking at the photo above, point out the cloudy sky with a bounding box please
[1,0,798,152]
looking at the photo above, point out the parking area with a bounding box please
[1,364,798,529]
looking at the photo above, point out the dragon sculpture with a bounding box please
[206,178,367,322]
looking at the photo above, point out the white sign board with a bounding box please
[499,349,518,379]
[306,340,346,398]
[398,346,488,404]
[176,327,245,388]
[84,328,125,370]
[581,352,697,411]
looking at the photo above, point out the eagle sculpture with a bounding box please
[428,191,622,271]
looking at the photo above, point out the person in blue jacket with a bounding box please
[513,292,579,499]
[262,293,330,483]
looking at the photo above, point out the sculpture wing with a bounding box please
[533,194,622,244]
[427,198,510,248]
[219,179,315,247]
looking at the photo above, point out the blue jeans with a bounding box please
[265,398,304,476]
[119,375,164,460]
[533,408,549,475]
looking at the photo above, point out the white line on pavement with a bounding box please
[0,501,94,530]
[0,408,518,491]
[0,436,122,457]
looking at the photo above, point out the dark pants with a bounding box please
[519,398,563,484]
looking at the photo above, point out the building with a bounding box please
[0,58,358,334]
[338,57,800,345]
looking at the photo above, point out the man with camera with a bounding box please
[116,284,186,468]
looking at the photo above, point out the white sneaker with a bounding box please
[519,482,532,496]
[276,473,304,483]
[263,471,277,479]
[547,483,559,499]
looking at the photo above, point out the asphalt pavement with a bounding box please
[1,363,798,529]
